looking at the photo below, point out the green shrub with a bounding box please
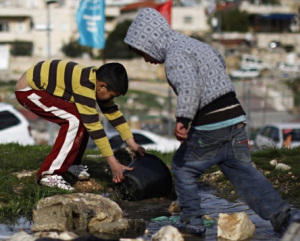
[10,41,33,56]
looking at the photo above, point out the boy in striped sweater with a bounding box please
[15,60,145,191]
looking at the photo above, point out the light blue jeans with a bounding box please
[171,123,290,231]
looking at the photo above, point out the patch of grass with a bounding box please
[115,89,167,119]
[0,144,299,223]
[0,144,108,221]
[203,147,300,204]
[251,147,300,202]
[0,81,16,92]
[0,81,18,106]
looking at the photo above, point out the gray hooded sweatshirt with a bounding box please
[124,8,244,127]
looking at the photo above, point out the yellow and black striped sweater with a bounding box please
[26,59,133,157]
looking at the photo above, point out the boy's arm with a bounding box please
[99,100,146,155]
[99,100,133,141]
[125,137,146,156]
[106,155,133,183]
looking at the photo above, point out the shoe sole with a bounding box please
[67,171,90,181]
[39,180,75,191]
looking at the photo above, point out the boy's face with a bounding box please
[131,47,164,65]
[96,81,120,103]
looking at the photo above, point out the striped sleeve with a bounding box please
[99,100,133,141]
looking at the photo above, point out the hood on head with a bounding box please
[124,8,172,62]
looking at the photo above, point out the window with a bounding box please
[109,135,124,149]
[293,129,300,141]
[0,110,20,130]
[133,134,154,145]
[183,16,193,24]
[283,128,300,142]
[17,21,25,33]
[260,126,271,137]
[269,127,279,142]
[0,21,9,32]
[59,0,66,7]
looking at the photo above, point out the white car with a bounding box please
[240,54,270,70]
[230,68,260,79]
[106,129,180,153]
[255,123,300,149]
[0,102,35,145]
[277,62,300,73]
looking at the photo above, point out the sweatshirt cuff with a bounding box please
[176,117,191,129]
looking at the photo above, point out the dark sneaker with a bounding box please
[173,216,206,235]
[279,209,300,235]
[67,164,90,180]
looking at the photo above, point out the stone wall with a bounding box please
[4,56,166,82]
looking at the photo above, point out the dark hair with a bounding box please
[96,63,128,95]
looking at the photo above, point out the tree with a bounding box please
[261,0,280,4]
[220,9,249,32]
[104,20,137,59]
[61,38,93,58]
[10,41,33,56]
[284,77,300,114]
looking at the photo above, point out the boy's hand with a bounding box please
[106,156,133,183]
[125,137,146,156]
[174,122,188,143]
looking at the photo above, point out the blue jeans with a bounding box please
[171,123,290,231]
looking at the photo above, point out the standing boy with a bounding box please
[124,7,300,235]
[15,60,145,191]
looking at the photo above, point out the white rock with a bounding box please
[33,231,78,240]
[281,223,300,241]
[217,212,255,240]
[120,239,145,241]
[276,163,291,171]
[8,231,36,241]
[58,231,78,240]
[151,225,184,241]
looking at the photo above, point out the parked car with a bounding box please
[88,129,180,153]
[255,123,300,149]
[0,102,35,145]
[240,54,270,70]
[230,68,260,79]
[277,62,300,73]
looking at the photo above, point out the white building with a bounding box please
[0,0,80,57]
[0,0,210,58]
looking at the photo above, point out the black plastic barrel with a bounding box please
[115,153,173,201]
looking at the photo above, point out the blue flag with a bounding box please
[76,0,105,49]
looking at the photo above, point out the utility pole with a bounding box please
[46,0,57,145]
[167,87,173,138]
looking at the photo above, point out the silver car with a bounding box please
[255,123,300,149]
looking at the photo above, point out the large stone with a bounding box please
[33,231,78,240]
[217,212,255,240]
[168,200,181,214]
[281,223,300,241]
[151,225,184,241]
[8,231,35,241]
[89,218,146,238]
[31,193,145,237]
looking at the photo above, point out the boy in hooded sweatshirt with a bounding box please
[124,7,300,236]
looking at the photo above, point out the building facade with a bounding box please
[0,0,210,59]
